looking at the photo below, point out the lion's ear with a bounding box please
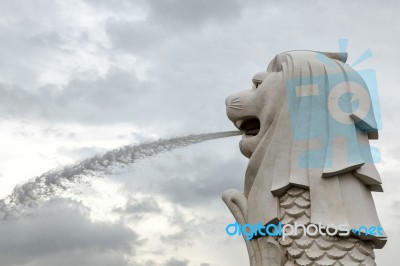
[319,52,348,63]
[267,54,283,72]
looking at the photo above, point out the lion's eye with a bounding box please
[253,81,261,89]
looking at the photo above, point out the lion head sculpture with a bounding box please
[225,50,386,248]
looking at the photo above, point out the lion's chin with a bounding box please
[239,134,262,158]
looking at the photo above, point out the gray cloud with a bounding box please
[105,19,166,54]
[113,196,162,221]
[145,0,241,30]
[118,140,246,207]
[159,207,201,248]
[5,0,399,136]
[157,156,244,206]
[132,260,157,266]
[0,68,152,124]
[27,32,64,48]
[0,61,235,134]
[88,0,243,31]
[164,257,189,266]
[160,230,193,248]
[122,196,162,214]
[82,0,141,12]
[0,198,139,266]
[0,0,400,265]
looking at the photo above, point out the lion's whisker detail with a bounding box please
[230,106,243,110]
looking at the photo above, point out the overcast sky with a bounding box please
[0,0,399,265]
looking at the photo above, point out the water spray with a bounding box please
[0,131,241,220]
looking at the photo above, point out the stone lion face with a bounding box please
[225,71,284,158]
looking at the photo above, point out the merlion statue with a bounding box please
[223,50,386,266]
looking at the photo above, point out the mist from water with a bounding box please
[0,131,241,220]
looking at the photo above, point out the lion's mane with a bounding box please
[245,50,386,248]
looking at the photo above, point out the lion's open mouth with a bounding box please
[235,117,261,137]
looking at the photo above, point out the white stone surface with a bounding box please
[223,50,386,265]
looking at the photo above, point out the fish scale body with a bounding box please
[278,187,376,266]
